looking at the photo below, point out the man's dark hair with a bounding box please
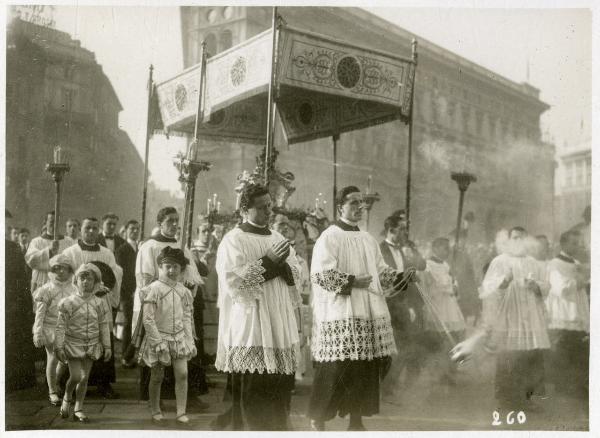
[432,237,450,249]
[560,229,580,247]
[125,219,140,229]
[101,212,119,222]
[509,226,527,237]
[157,207,178,224]
[335,186,360,208]
[391,209,406,219]
[44,210,56,219]
[383,215,401,233]
[239,184,270,212]
[82,217,99,224]
[19,228,30,235]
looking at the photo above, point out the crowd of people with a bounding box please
[4,186,591,430]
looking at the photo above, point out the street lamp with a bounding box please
[173,140,212,250]
[451,171,477,259]
[45,146,70,240]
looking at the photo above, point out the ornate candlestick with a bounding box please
[363,192,381,230]
[451,171,477,259]
[173,140,212,250]
[45,146,70,240]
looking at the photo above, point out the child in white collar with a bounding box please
[32,254,77,406]
[139,247,196,424]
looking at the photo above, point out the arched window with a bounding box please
[219,29,232,51]
[205,32,217,56]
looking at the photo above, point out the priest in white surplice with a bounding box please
[451,227,550,409]
[308,186,414,431]
[215,184,302,431]
[546,229,590,396]
[25,211,76,293]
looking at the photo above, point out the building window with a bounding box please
[207,9,218,23]
[576,159,584,186]
[205,32,217,56]
[223,6,234,19]
[61,88,73,112]
[586,157,591,186]
[564,162,573,187]
[219,29,232,51]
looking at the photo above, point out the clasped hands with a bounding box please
[266,240,291,265]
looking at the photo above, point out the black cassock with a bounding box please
[5,240,37,391]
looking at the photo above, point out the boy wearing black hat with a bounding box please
[138,247,196,424]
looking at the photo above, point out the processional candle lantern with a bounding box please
[451,171,477,260]
[45,145,71,240]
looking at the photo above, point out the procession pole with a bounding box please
[140,64,154,239]
[332,133,339,220]
[181,41,208,250]
[405,39,418,237]
[264,6,279,185]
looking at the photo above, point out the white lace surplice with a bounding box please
[310,225,397,362]
[546,258,590,333]
[215,227,302,375]
[480,253,550,351]
[422,260,465,332]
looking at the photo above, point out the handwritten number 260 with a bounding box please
[492,411,526,426]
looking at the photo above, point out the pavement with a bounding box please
[5,346,589,431]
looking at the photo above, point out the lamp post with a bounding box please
[45,146,70,240]
[451,171,477,260]
[173,140,212,250]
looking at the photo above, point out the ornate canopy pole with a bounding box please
[332,134,339,219]
[405,39,418,237]
[174,41,212,250]
[140,64,154,239]
[451,171,477,261]
[264,7,280,185]
[45,146,70,240]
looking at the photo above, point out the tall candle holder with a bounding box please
[173,140,212,249]
[451,171,477,260]
[45,146,70,240]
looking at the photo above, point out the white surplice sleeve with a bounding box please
[25,238,51,274]
[310,233,354,295]
[548,264,577,300]
[216,233,267,306]
[480,255,510,299]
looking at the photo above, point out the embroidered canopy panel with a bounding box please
[154,24,415,145]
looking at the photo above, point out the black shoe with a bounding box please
[73,410,89,423]
[121,359,136,369]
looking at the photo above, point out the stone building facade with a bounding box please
[6,17,144,234]
[179,6,555,244]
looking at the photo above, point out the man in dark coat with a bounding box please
[97,212,126,254]
[5,210,37,391]
[115,219,140,367]
[379,213,427,397]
